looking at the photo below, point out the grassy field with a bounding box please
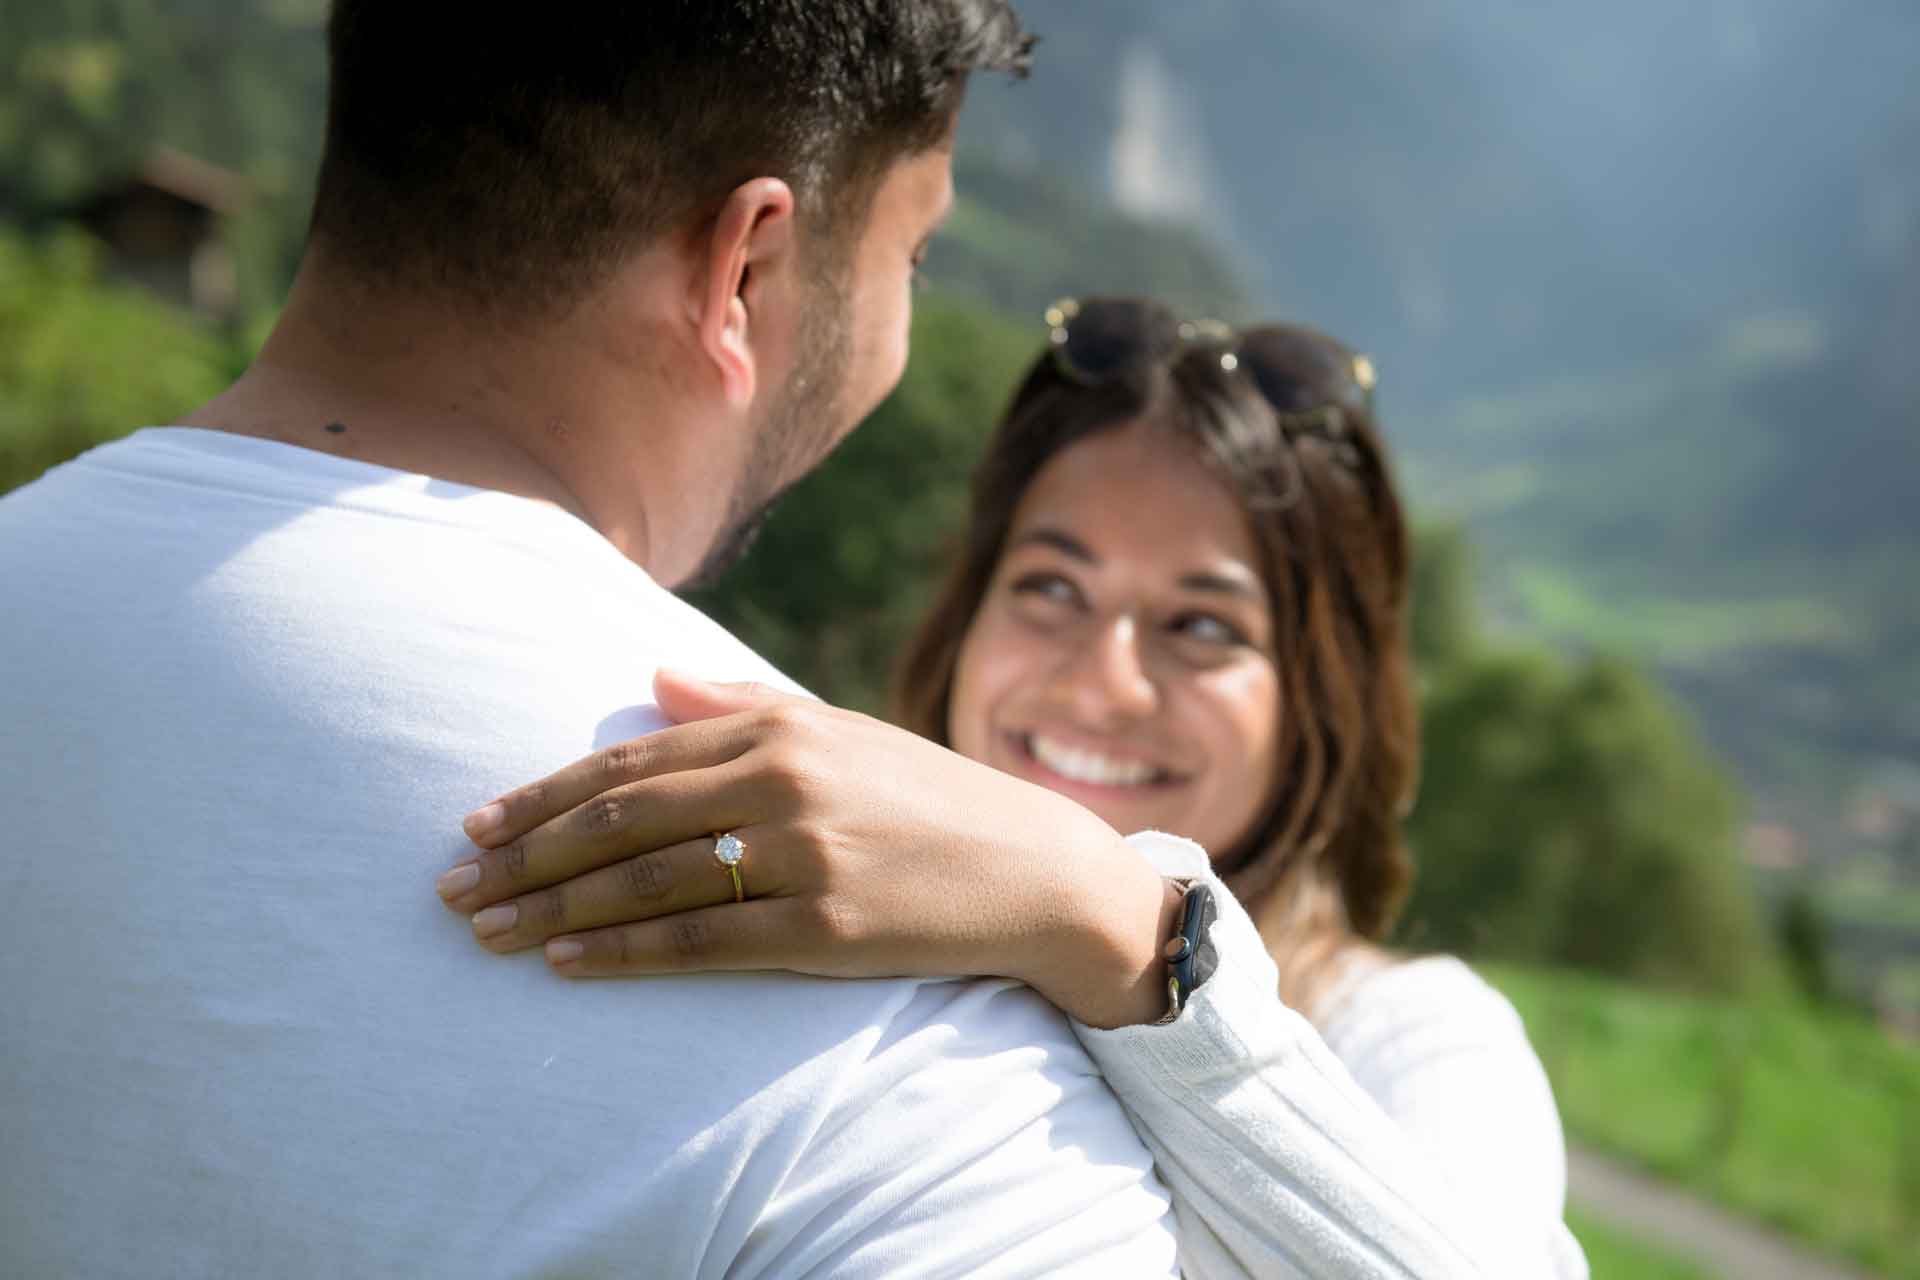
[1566,1207,1718,1280]
[1485,964,1920,1279]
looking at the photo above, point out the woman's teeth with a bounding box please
[1027,733,1164,788]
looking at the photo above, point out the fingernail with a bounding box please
[471,904,518,939]
[436,862,482,900]
[463,802,507,843]
[547,938,585,966]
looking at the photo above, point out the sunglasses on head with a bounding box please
[1043,297,1377,440]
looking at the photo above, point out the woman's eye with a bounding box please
[1168,612,1246,648]
[1010,571,1083,611]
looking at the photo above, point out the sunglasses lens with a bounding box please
[1056,300,1181,383]
[1236,329,1369,415]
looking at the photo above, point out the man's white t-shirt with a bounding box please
[0,429,1177,1278]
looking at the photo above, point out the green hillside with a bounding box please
[1490,963,1920,1278]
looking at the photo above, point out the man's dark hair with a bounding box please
[312,2,1032,311]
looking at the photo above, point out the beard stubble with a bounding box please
[683,277,857,590]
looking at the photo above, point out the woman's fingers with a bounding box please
[543,898,801,977]
[439,763,760,914]
[460,714,759,850]
[652,669,797,726]
[468,831,773,953]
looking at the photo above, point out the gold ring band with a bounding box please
[713,832,747,903]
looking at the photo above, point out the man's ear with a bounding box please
[689,178,798,410]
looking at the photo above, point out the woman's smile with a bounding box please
[1009,728,1183,789]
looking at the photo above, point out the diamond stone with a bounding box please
[714,834,745,866]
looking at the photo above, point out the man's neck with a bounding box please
[182,257,729,585]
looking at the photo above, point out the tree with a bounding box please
[0,228,236,497]
[1,0,327,304]
[1409,519,1478,671]
[1776,886,1833,1004]
[1403,643,1777,993]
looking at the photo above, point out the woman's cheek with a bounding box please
[948,609,1029,763]
[946,621,996,762]
[1200,664,1284,847]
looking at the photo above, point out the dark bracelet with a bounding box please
[1153,882,1219,1025]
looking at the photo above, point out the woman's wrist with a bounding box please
[1025,829,1187,1029]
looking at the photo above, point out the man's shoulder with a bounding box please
[0,424,804,743]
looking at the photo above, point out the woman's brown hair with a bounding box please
[893,303,1420,1011]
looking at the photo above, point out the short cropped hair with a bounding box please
[311,2,1032,311]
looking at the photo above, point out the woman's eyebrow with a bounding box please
[1177,569,1264,601]
[1010,526,1097,563]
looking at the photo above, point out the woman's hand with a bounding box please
[436,670,1183,1028]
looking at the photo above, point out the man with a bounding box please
[0,5,1183,1275]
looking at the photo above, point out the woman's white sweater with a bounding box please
[1074,833,1590,1280]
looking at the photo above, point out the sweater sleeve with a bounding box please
[1070,833,1588,1280]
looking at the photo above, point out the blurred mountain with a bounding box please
[963,1,1920,395]
[961,0,1920,832]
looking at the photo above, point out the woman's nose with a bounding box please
[1054,614,1158,722]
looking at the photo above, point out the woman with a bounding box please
[438,298,1588,1278]
[898,299,1414,1020]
